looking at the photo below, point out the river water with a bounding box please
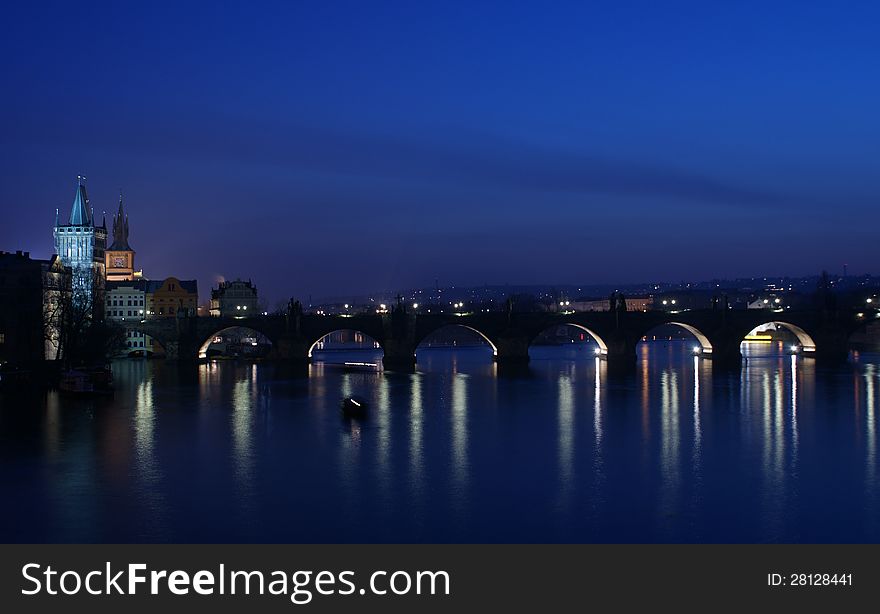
[1,343,878,543]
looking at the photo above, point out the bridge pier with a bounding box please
[604,349,636,374]
[494,337,531,365]
[705,334,744,371]
[602,334,637,375]
[812,328,851,365]
[382,340,416,371]
[269,338,311,362]
[162,339,202,361]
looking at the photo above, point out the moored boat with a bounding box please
[340,395,369,417]
[59,365,114,395]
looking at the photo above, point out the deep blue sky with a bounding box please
[2,0,879,305]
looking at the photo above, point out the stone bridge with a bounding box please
[127,305,875,372]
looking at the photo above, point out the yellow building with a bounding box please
[146,277,198,318]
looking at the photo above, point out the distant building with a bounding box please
[569,299,609,312]
[655,293,713,311]
[105,194,141,282]
[53,176,106,309]
[146,277,198,318]
[105,280,153,355]
[569,296,653,312]
[210,279,259,317]
[0,251,70,363]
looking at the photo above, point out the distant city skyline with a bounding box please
[3,1,879,303]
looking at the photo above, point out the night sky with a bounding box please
[2,0,879,305]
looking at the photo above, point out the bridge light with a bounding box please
[857,312,865,318]
[790,345,799,354]
[867,298,874,304]
[662,300,668,305]
[693,346,701,354]
[594,347,601,355]
[774,298,781,304]
[671,300,676,305]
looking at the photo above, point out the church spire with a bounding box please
[69,175,92,226]
[109,191,132,250]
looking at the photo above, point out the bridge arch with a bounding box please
[742,321,817,354]
[121,325,172,355]
[529,323,609,356]
[119,332,164,357]
[307,329,383,359]
[198,326,275,359]
[638,321,713,355]
[848,315,880,353]
[414,324,498,356]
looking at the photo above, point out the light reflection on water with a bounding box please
[1,341,878,543]
[865,364,877,537]
[556,365,574,513]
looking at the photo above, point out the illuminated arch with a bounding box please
[744,321,817,353]
[415,324,498,357]
[199,326,274,359]
[530,323,609,355]
[307,329,383,358]
[667,322,713,355]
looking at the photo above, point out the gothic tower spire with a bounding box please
[69,175,92,226]
[109,192,132,251]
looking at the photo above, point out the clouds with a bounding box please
[3,103,795,213]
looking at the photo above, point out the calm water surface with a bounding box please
[1,343,878,543]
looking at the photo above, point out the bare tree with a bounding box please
[47,267,123,367]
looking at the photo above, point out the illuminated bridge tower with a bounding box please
[105,193,138,281]
[53,176,107,309]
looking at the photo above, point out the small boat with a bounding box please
[0,364,33,391]
[340,395,369,417]
[59,365,114,396]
